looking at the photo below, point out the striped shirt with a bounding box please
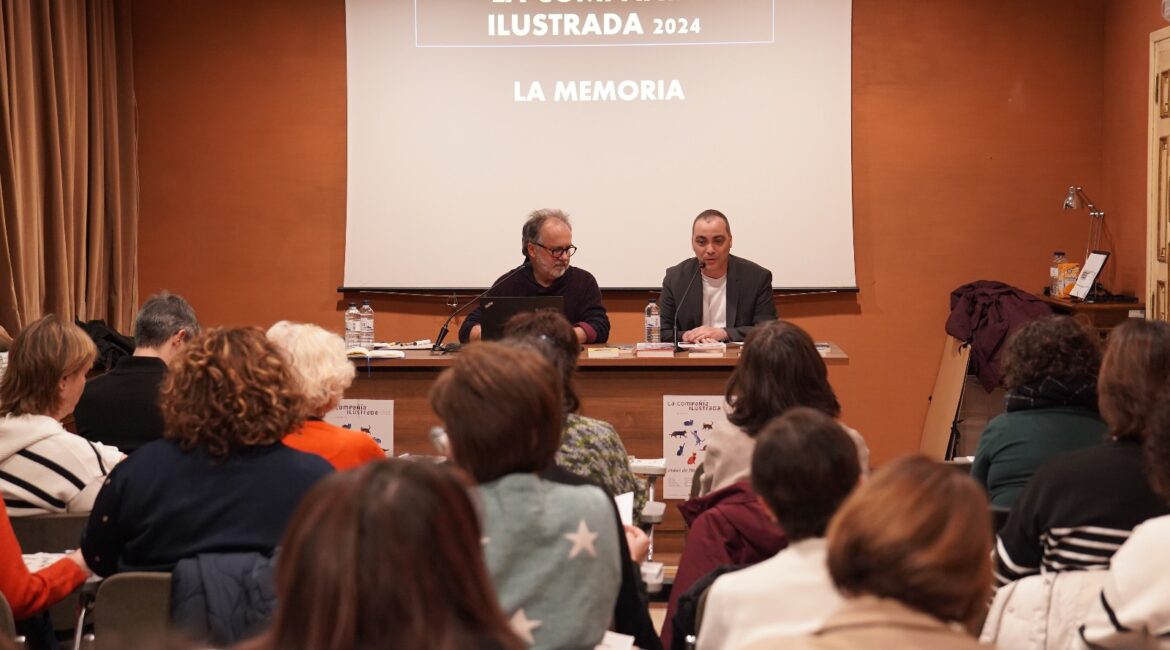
[994,439,1170,587]
[0,414,124,516]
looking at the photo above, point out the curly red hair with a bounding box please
[161,327,304,458]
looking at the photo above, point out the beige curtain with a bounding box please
[0,0,138,336]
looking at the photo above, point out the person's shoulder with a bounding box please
[1027,440,1113,485]
[566,265,600,287]
[566,413,617,435]
[664,257,698,280]
[266,443,336,476]
[729,255,772,277]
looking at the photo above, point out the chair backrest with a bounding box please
[0,591,15,642]
[92,572,172,650]
[10,513,88,552]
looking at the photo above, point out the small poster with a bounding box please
[324,399,394,455]
[663,396,728,499]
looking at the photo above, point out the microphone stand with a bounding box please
[672,261,705,352]
[432,262,528,353]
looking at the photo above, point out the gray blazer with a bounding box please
[659,255,777,342]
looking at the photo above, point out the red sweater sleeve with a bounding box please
[0,504,88,620]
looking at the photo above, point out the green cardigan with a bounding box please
[971,406,1107,509]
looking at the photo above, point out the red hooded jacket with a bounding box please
[660,480,787,649]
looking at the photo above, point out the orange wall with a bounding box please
[135,0,1148,464]
[1103,0,1166,298]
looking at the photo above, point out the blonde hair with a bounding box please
[266,321,355,417]
[827,455,992,632]
[0,315,96,417]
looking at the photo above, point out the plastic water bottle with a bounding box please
[644,299,661,343]
[359,300,375,347]
[344,302,361,349]
[1050,251,1067,297]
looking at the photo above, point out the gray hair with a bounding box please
[134,292,200,349]
[521,209,572,260]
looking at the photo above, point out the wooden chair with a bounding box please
[12,512,89,635]
[81,572,172,650]
[10,512,87,553]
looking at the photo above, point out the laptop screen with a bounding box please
[479,296,566,341]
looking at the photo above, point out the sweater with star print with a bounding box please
[478,472,621,650]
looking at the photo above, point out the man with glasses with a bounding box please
[660,209,777,343]
[459,209,611,344]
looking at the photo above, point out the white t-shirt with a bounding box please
[698,537,842,650]
[701,273,728,329]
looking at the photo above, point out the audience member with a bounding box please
[502,311,647,519]
[81,327,332,576]
[75,292,200,453]
[995,319,1170,586]
[238,459,523,650]
[698,320,869,497]
[0,315,124,516]
[743,456,993,650]
[266,321,383,470]
[971,315,1105,509]
[1076,387,1170,647]
[429,343,638,650]
[0,500,89,621]
[697,408,863,650]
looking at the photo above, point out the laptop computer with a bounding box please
[479,295,565,340]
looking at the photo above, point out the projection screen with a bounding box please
[344,0,855,290]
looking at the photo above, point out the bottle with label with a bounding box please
[344,302,361,349]
[1050,251,1067,297]
[359,300,375,348]
[644,299,661,343]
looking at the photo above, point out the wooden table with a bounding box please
[347,344,848,557]
[1034,295,1145,333]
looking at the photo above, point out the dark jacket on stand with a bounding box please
[945,281,1053,390]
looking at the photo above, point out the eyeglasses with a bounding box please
[532,242,578,258]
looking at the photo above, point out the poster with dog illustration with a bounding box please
[325,399,394,454]
[663,396,727,499]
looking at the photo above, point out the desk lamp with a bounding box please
[1062,185,1106,262]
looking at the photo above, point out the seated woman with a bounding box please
[0,500,89,622]
[995,319,1170,586]
[742,456,993,650]
[238,459,523,650]
[502,311,647,518]
[697,408,863,650]
[0,315,124,516]
[429,343,629,650]
[699,319,868,496]
[81,327,333,576]
[663,320,869,648]
[266,321,384,470]
[1077,386,1170,647]
[971,315,1106,509]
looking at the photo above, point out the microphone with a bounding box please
[432,261,528,353]
[673,260,705,351]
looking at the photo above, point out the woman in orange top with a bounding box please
[267,321,384,470]
[0,501,88,620]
